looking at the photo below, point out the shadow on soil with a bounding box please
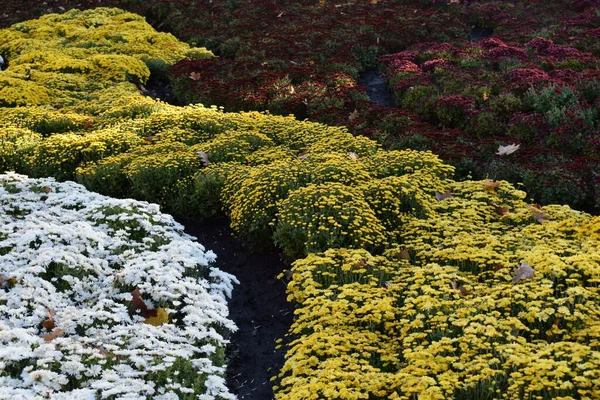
[178,216,293,400]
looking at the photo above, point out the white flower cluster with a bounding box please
[0,172,238,399]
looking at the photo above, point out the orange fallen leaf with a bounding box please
[84,117,94,130]
[484,179,500,191]
[189,71,201,81]
[43,186,52,194]
[42,310,55,330]
[144,136,155,143]
[43,328,64,343]
[145,308,169,326]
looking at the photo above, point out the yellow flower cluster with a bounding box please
[0,7,212,111]
[274,182,389,260]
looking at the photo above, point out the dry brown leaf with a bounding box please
[42,310,55,330]
[450,280,469,297]
[189,71,201,81]
[283,269,294,280]
[347,152,359,160]
[43,328,64,343]
[43,186,52,194]
[435,191,453,201]
[84,117,94,130]
[484,179,500,191]
[530,205,550,223]
[492,203,510,216]
[399,249,411,261]
[512,262,535,283]
[129,288,158,319]
[144,136,154,143]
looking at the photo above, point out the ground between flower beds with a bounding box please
[179,216,292,399]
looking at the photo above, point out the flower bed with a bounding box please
[380,34,600,211]
[1,6,600,399]
[0,7,212,112]
[0,172,237,399]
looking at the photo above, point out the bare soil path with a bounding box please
[178,216,293,400]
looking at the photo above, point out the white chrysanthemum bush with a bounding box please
[0,173,237,399]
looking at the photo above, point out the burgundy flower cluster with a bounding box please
[380,14,600,211]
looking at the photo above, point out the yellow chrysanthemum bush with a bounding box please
[276,174,600,399]
[22,127,144,180]
[0,106,91,136]
[0,127,42,172]
[273,182,389,260]
[0,7,212,112]
[191,130,276,164]
[275,249,405,400]
[225,159,311,245]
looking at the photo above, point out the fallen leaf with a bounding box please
[196,151,210,166]
[144,136,154,143]
[298,153,309,160]
[84,117,93,130]
[399,249,411,261]
[530,205,550,223]
[435,191,454,201]
[496,143,521,156]
[43,186,52,194]
[484,179,500,191]
[43,328,64,343]
[512,262,535,283]
[144,308,169,326]
[347,151,359,160]
[283,269,294,280]
[492,203,509,216]
[129,288,158,319]
[189,71,201,81]
[42,310,55,330]
[450,280,469,296]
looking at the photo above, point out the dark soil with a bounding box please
[143,73,182,106]
[358,68,397,108]
[469,26,493,41]
[177,216,293,400]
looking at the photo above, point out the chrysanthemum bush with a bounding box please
[0,172,237,399]
[0,7,212,112]
[380,34,600,210]
[276,191,600,399]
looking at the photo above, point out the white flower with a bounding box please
[0,174,237,398]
